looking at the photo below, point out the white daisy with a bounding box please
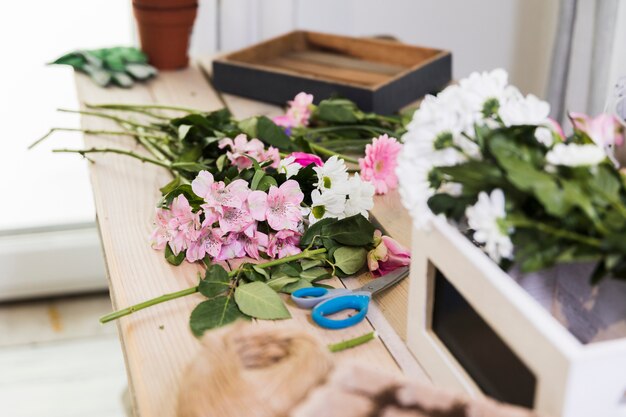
[313,155,349,194]
[308,189,346,224]
[343,174,375,218]
[278,156,300,178]
[545,143,606,167]
[465,189,513,263]
[499,94,550,127]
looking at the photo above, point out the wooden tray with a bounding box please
[212,31,451,114]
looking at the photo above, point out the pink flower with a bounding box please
[239,228,269,260]
[262,146,281,169]
[289,152,323,167]
[247,180,304,231]
[272,92,314,128]
[219,134,267,170]
[149,195,200,255]
[192,172,250,215]
[216,232,246,261]
[570,112,625,147]
[219,206,254,234]
[185,226,224,263]
[267,230,302,258]
[359,134,402,195]
[367,230,410,277]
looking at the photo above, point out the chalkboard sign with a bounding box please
[431,267,537,408]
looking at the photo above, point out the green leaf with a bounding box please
[333,246,367,274]
[234,282,291,320]
[322,214,375,246]
[216,154,228,171]
[178,125,193,140]
[164,244,185,266]
[281,279,313,294]
[251,169,265,190]
[300,217,335,247]
[272,263,301,277]
[428,193,475,221]
[301,259,323,270]
[189,296,248,336]
[159,176,183,195]
[256,116,295,150]
[198,264,230,298]
[257,175,277,192]
[238,117,258,137]
[267,275,299,291]
[300,267,331,282]
[314,99,360,123]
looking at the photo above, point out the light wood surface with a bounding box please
[75,60,425,417]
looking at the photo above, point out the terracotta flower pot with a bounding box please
[133,4,198,70]
[133,0,196,10]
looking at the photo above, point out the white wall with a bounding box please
[197,0,626,118]
[203,0,560,99]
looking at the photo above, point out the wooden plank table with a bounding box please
[74,57,428,417]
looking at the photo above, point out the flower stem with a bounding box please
[28,127,168,150]
[57,108,161,131]
[328,331,377,352]
[87,103,205,114]
[252,248,327,270]
[308,142,359,164]
[304,125,396,136]
[510,218,602,247]
[99,286,199,323]
[99,248,328,324]
[53,147,172,169]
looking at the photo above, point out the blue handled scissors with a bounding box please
[291,266,409,330]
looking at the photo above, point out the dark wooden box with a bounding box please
[212,31,452,114]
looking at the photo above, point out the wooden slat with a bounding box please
[76,63,425,417]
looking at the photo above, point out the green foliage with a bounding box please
[51,47,157,88]
[198,264,230,298]
[189,296,248,336]
[234,282,291,320]
[428,123,626,283]
[333,246,367,274]
[164,244,185,266]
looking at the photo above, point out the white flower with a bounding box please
[313,155,349,194]
[499,94,550,127]
[278,156,300,178]
[465,189,513,263]
[459,68,512,113]
[439,182,463,196]
[534,127,554,146]
[545,143,606,167]
[344,173,375,218]
[396,157,434,229]
[308,189,346,224]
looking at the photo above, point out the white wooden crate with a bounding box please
[406,219,626,417]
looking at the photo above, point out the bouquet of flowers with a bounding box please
[35,93,410,336]
[398,69,626,282]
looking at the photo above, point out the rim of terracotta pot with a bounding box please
[132,2,197,11]
[133,4,198,25]
[132,0,197,10]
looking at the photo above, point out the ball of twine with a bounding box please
[178,320,333,417]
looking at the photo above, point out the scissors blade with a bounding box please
[357,266,410,296]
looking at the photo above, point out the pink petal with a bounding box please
[247,191,268,221]
[191,171,214,199]
[280,180,304,205]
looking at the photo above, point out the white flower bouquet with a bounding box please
[398,69,626,282]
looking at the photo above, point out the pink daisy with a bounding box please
[358,134,402,195]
